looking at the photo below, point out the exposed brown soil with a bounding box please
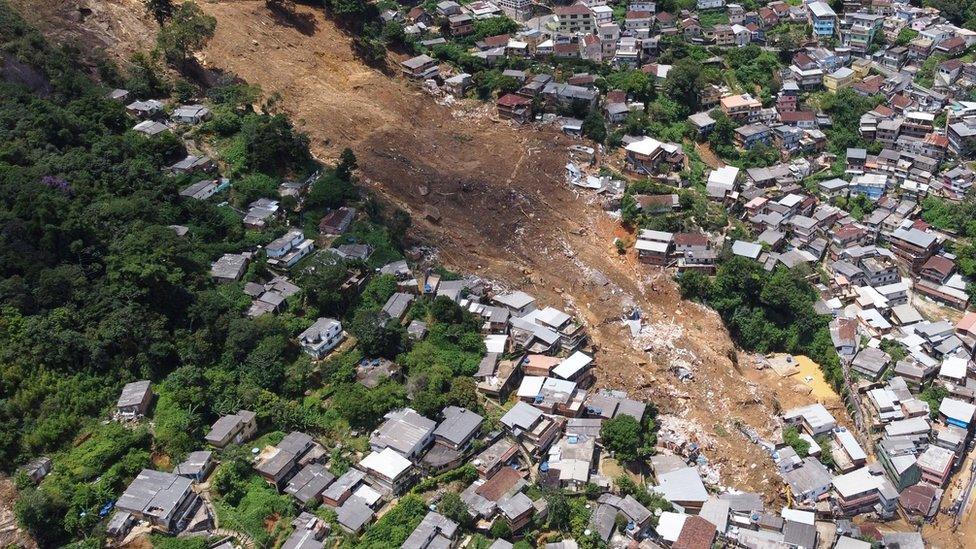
[0,476,36,549]
[7,0,157,63]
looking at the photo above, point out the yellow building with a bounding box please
[851,58,872,79]
[824,67,855,93]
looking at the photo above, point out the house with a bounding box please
[243,197,280,228]
[255,432,320,489]
[889,227,938,272]
[688,111,716,137]
[731,240,762,260]
[173,450,215,483]
[820,178,849,198]
[939,398,976,430]
[851,347,891,380]
[624,136,668,174]
[473,438,519,479]
[832,465,899,517]
[706,165,741,201]
[433,406,483,451]
[832,428,867,472]
[210,253,250,283]
[125,99,163,118]
[116,380,153,418]
[298,318,344,359]
[114,470,201,533]
[734,123,772,149]
[673,515,717,549]
[180,178,228,201]
[283,512,330,548]
[132,120,170,136]
[825,67,855,92]
[402,512,458,549]
[651,467,709,513]
[167,154,214,175]
[916,445,955,487]
[783,457,833,502]
[401,55,439,79]
[359,447,414,495]
[205,410,258,448]
[319,207,357,235]
[20,457,52,484]
[807,1,836,37]
[633,194,679,214]
[919,255,955,284]
[321,469,366,507]
[555,2,596,35]
[492,291,537,317]
[336,496,375,533]
[496,93,533,123]
[371,408,436,461]
[106,88,130,102]
[382,292,415,321]
[266,229,315,268]
[784,403,837,436]
[720,94,761,122]
[635,229,673,265]
[500,401,562,455]
[171,104,211,125]
[448,13,474,36]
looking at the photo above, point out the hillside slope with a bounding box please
[194,0,789,493]
[10,0,797,497]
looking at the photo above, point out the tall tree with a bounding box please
[336,147,358,181]
[662,57,703,112]
[144,0,174,24]
[157,1,217,67]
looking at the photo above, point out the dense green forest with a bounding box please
[0,3,488,546]
[678,258,844,389]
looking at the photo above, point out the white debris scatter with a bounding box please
[657,414,723,484]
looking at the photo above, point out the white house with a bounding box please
[298,318,344,359]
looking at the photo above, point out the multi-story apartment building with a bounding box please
[807,1,837,37]
[839,12,883,55]
[555,2,596,35]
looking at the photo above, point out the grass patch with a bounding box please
[333,220,404,268]
[698,10,730,27]
[213,475,296,546]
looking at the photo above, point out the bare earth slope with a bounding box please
[194,0,788,495]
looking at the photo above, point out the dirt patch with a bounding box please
[7,0,156,64]
[264,512,281,532]
[0,476,36,548]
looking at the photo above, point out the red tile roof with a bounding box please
[476,467,523,501]
[921,255,955,278]
[674,233,708,247]
[481,34,510,47]
[497,94,532,108]
[674,516,717,549]
[555,2,592,16]
[780,110,815,122]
